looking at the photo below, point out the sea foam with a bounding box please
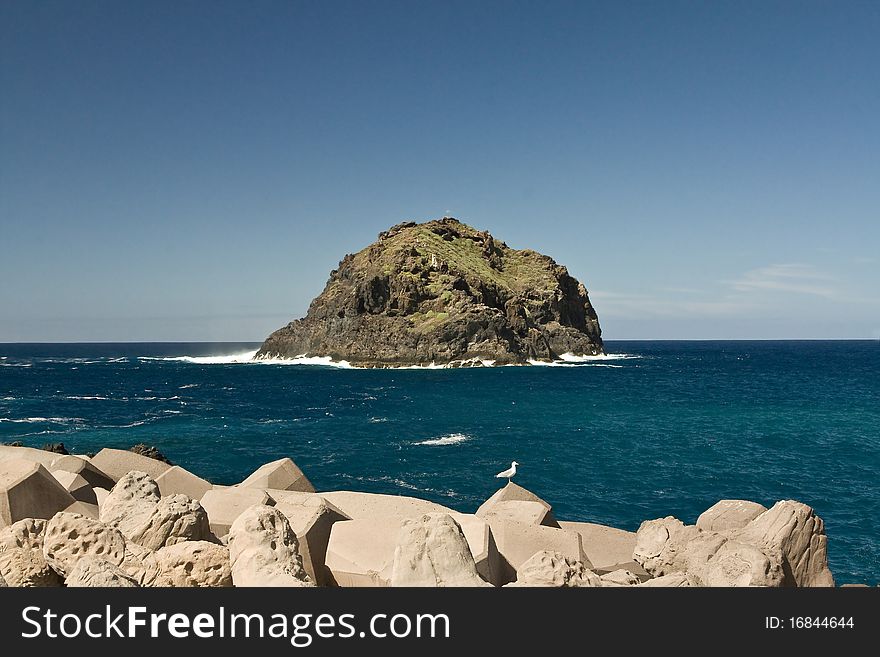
[415,433,471,446]
[527,352,640,367]
[139,350,259,364]
[135,350,637,369]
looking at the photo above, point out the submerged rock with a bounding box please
[129,444,172,465]
[257,218,603,366]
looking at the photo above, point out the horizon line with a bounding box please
[1,338,878,345]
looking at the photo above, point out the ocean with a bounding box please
[1,340,877,585]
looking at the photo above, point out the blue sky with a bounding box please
[1,1,878,341]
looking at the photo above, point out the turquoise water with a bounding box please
[1,340,878,584]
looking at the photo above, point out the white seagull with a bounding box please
[495,461,519,480]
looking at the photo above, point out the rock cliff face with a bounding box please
[256,218,603,367]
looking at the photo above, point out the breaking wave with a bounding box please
[132,350,638,369]
[0,417,84,424]
[414,432,471,446]
[527,352,640,367]
[139,350,259,364]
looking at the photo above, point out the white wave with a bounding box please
[138,350,354,368]
[16,429,69,438]
[139,350,259,364]
[1,396,17,401]
[253,354,354,368]
[65,395,109,400]
[559,352,641,361]
[0,363,31,367]
[369,417,388,423]
[39,358,106,364]
[0,417,83,424]
[179,384,199,389]
[114,419,150,428]
[415,432,471,446]
[527,352,640,367]
[393,357,497,370]
[132,349,638,370]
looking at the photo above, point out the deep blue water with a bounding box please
[1,340,878,584]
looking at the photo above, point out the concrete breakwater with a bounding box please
[0,445,835,587]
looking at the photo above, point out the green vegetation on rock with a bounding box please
[257,217,603,367]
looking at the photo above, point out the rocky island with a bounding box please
[256,217,603,367]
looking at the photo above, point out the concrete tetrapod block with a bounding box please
[320,491,454,521]
[0,445,64,469]
[93,487,110,511]
[592,561,651,581]
[272,493,349,586]
[238,458,314,493]
[200,487,273,538]
[64,501,100,520]
[325,513,499,587]
[155,465,212,500]
[480,500,555,527]
[476,481,559,528]
[51,470,98,505]
[0,447,114,491]
[558,521,638,571]
[48,455,115,491]
[449,513,504,587]
[0,459,77,528]
[324,518,397,587]
[484,517,589,582]
[90,448,171,482]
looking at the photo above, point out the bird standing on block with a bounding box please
[495,461,519,480]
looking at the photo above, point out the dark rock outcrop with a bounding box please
[130,444,172,465]
[257,218,603,367]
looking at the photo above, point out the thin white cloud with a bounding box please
[590,262,877,322]
[589,290,755,318]
[656,286,703,294]
[726,264,838,299]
